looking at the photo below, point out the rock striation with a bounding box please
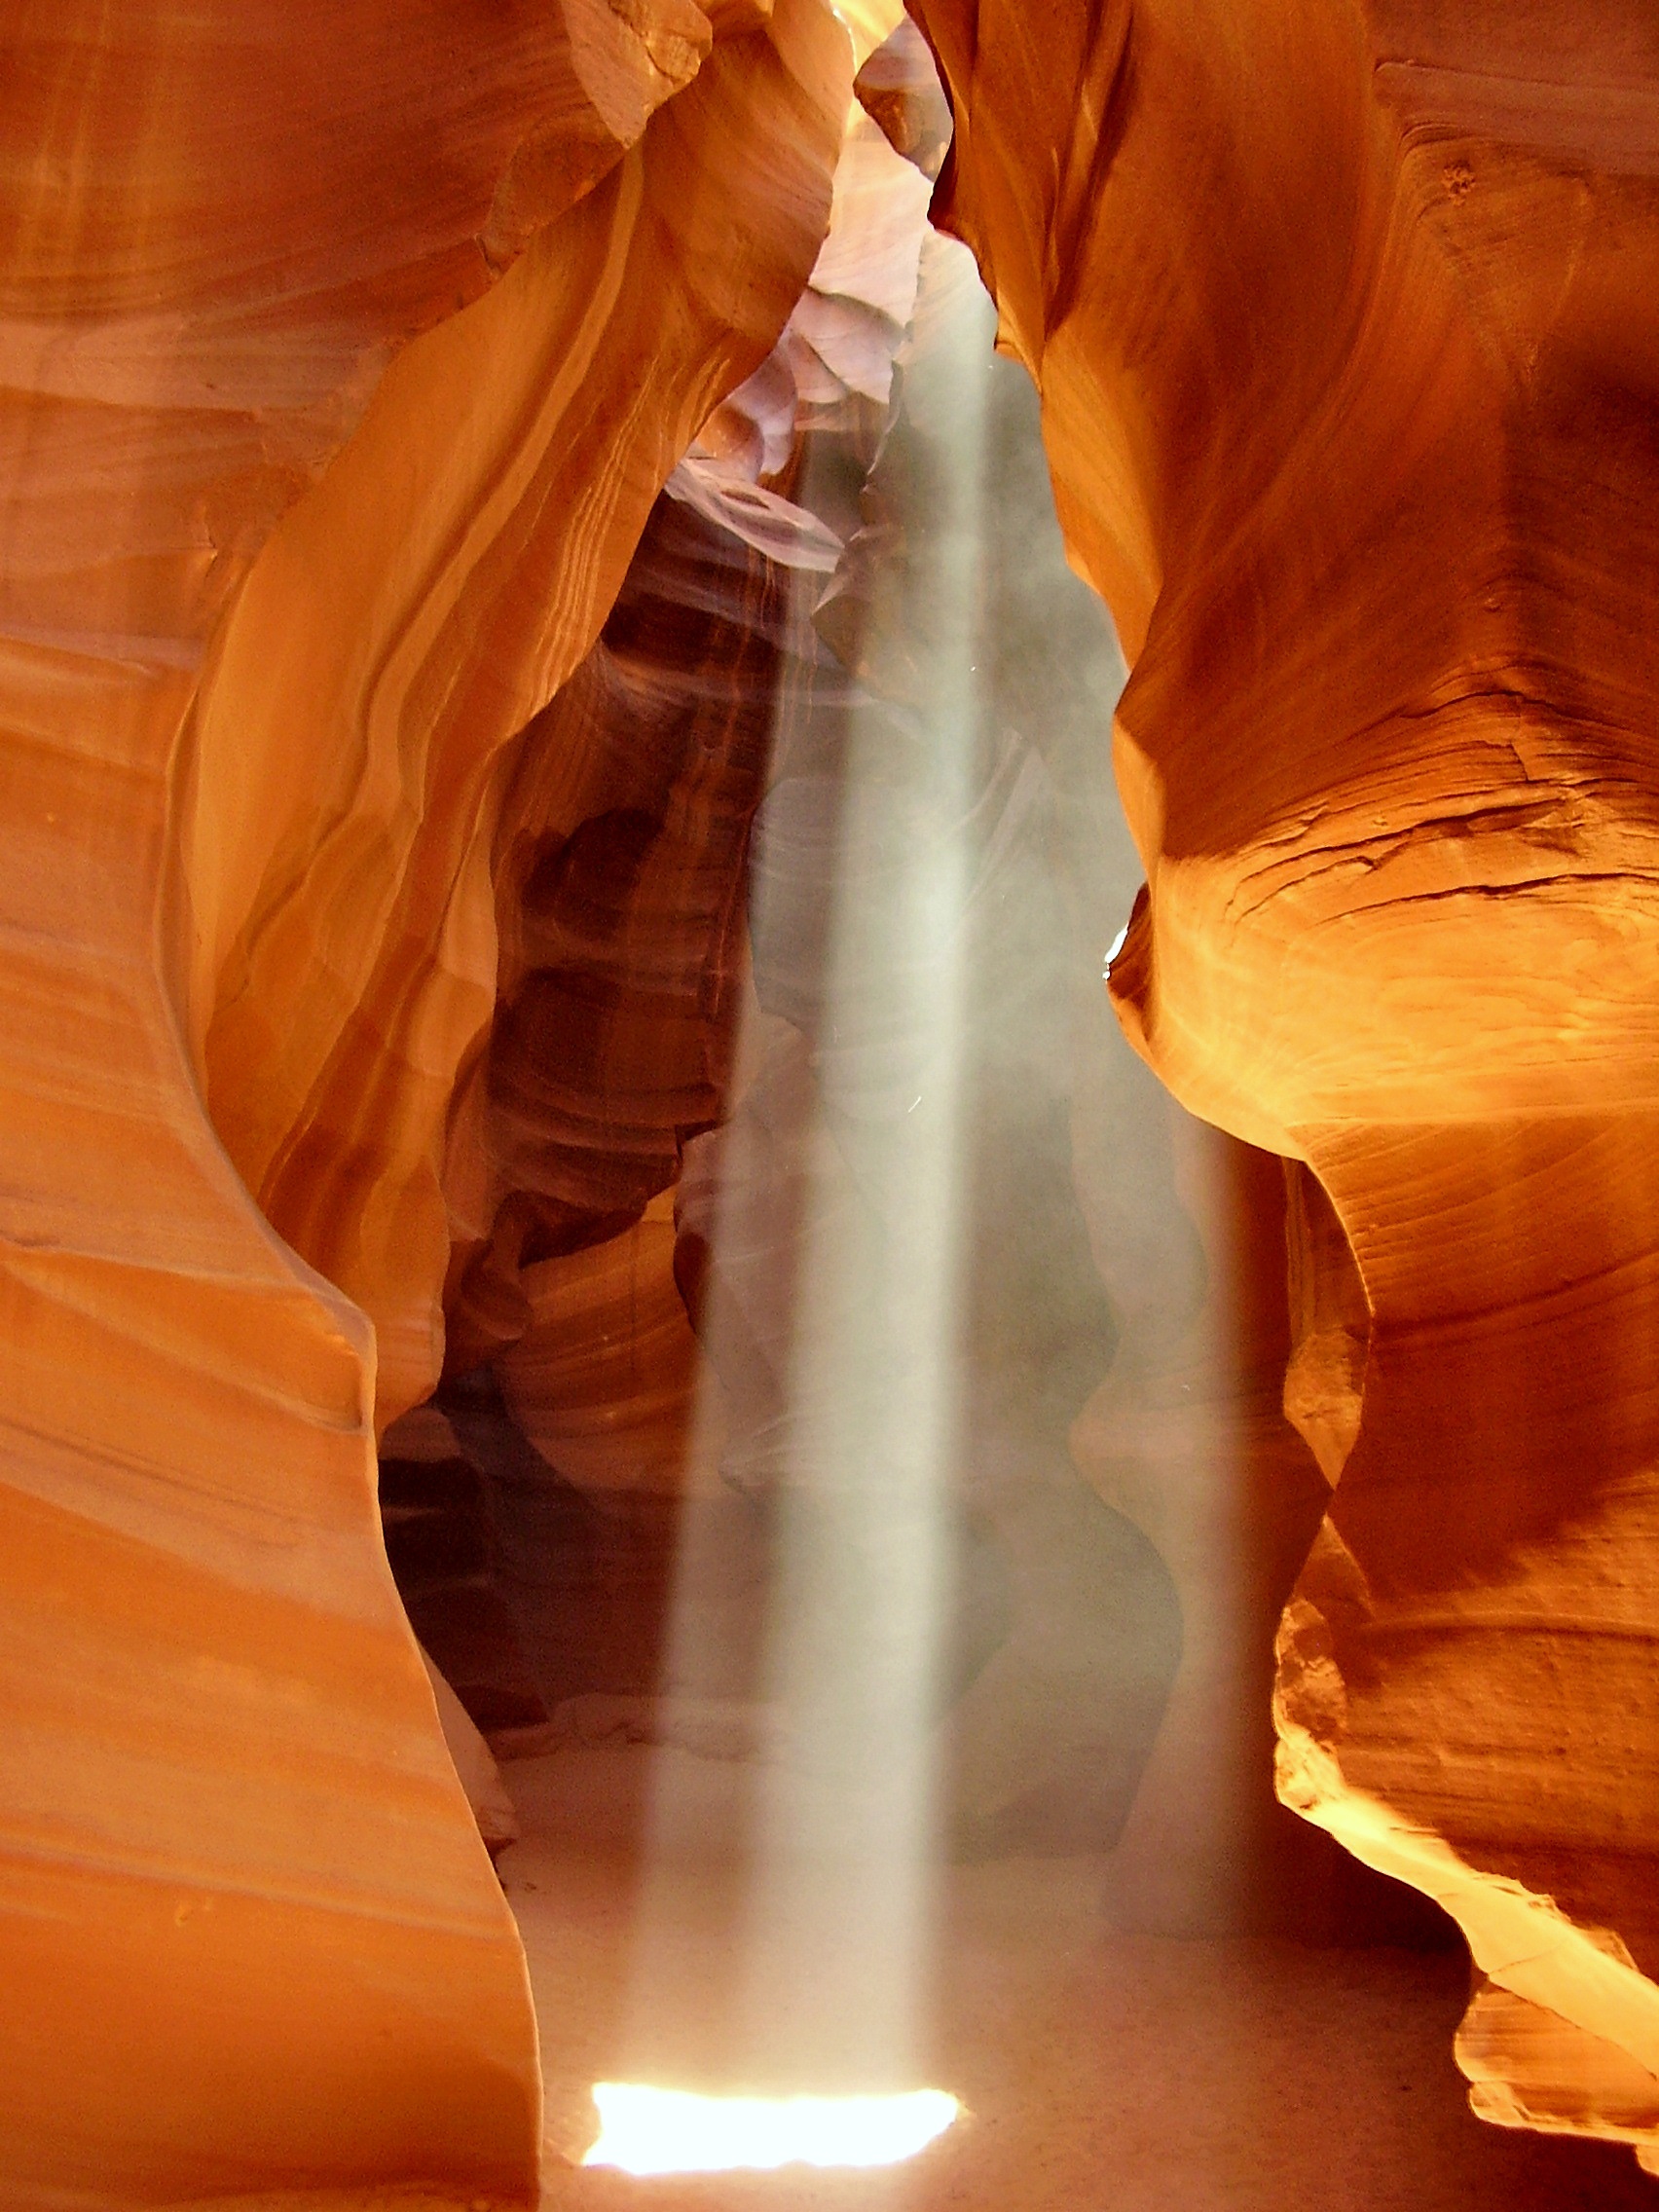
[909,0,1659,2167]
[0,2,845,2200]
[10,0,1659,2193]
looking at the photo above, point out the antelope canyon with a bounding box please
[3,3,1659,2208]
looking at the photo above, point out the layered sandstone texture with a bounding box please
[0,2,850,2201]
[13,0,1659,2197]
[908,0,1659,2170]
[389,69,1422,1956]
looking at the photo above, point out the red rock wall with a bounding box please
[187,5,847,1433]
[14,0,1659,2186]
[908,0,1659,2166]
[0,3,845,2198]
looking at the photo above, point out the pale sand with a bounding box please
[500,1747,1655,2211]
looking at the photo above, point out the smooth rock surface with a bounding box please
[908,0,1659,2162]
[13,0,1659,2194]
[0,3,845,2198]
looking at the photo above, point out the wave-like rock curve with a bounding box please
[908,0,1659,2166]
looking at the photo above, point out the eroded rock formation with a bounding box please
[0,2,846,2198]
[908,0,1659,2166]
[9,0,1659,2194]
[396,38,1438,1952]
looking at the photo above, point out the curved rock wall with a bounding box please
[187,2,847,1431]
[0,2,846,2199]
[908,0,1659,2167]
[12,0,1659,2188]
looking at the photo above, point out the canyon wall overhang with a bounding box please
[907,0,1659,2167]
[7,0,1659,2194]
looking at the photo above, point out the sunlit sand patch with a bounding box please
[582,2084,961,2174]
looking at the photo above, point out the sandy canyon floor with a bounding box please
[498,1746,1653,2212]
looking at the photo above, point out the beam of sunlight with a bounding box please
[583,2084,961,2174]
[600,235,998,2144]
[730,240,993,2086]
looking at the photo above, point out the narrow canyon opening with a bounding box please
[369,76,1644,2203]
[16,3,1659,2201]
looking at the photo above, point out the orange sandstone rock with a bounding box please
[189,2,847,1429]
[441,482,806,1393]
[0,1,846,2198]
[910,0,1659,2163]
[439,92,931,1488]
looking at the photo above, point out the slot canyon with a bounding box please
[6,1,1659,2205]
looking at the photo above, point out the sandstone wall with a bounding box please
[908,0,1659,2166]
[0,3,846,2198]
[11,0,1659,2188]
